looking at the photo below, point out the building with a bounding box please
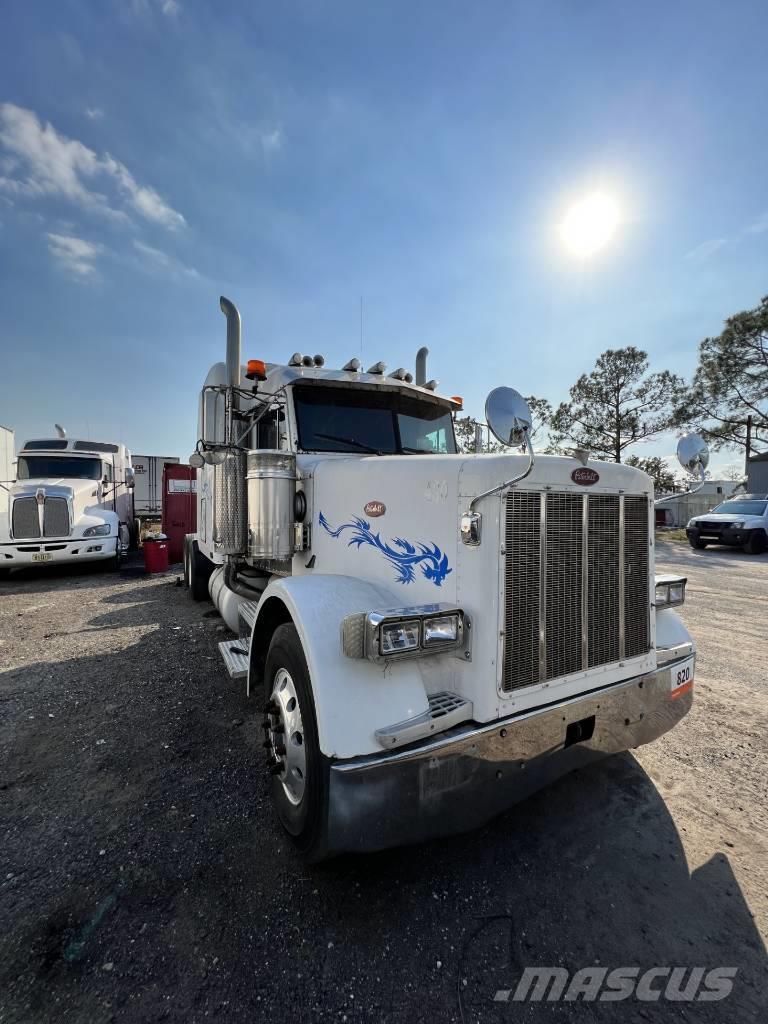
[746,452,768,493]
[655,479,743,528]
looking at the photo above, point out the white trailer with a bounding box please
[183,296,696,860]
[0,428,136,574]
[132,454,180,526]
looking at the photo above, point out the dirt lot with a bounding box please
[1,542,766,1023]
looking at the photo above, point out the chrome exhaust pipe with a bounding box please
[415,346,428,386]
[220,296,241,389]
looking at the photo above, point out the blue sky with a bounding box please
[1,0,766,473]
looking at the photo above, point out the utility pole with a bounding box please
[745,414,753,476]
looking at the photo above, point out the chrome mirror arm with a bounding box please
[460,431,535,547]
[469,429,535,512]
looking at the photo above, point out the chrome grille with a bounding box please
[503,492,540,690]
[503,490,651,692]
[624,496,651,659]
[43,497,70,537]
[545,493,583,680]
[12,497,40,539]
[587,495,620,667]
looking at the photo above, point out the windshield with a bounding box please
[293,386,457,454]
[17,456,104,480]
[711,500,767,516]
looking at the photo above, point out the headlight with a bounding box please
[423,614,460,646]
[83,523,111,537]
[655,576,687,608]
[380,620,420,655]
[341,605,467,661]
[731,520,745,529]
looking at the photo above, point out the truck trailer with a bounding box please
[132,453,180,531]
[184,296,697,860]
[0,428,136,573]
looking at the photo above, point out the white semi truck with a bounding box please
[0,428,135,574]
[184,296,698,860]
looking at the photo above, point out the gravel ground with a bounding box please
[1,543,766,1023]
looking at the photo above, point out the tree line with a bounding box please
[456,293,768,491]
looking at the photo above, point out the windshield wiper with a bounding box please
[313,433,384,454]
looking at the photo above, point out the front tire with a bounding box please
[262,624,327,860]
[743,530,767,555]
[689,537,708,550]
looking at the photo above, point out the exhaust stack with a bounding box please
[415,347,428,386]
[219,296,242,389]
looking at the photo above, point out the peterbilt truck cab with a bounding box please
[184,296,697,860]
[0,432,135,574]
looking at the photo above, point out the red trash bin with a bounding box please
[144,536,169,573]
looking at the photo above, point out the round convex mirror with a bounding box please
[676,433,710,476]
[485,387,533,447]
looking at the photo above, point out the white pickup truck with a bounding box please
[0,431,135,575]
[686,494,768,554]
[183,296,699,860]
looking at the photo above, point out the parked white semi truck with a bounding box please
[0,428,135,574]
[184,296,698,860]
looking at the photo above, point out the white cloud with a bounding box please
[47,232,103,277]
[260,127,282,155]
[745,213,768,235]
[684,238,726,262]
[130,0,180,19]
[0,103,185,230]
[133,239,199,278]
[85,107,104,121]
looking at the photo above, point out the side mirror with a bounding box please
[676,433,709,481]
[485,387,533,447]
[125,467,136,490]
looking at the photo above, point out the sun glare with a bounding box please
[560,193,620,257]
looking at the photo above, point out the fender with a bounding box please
[249,574,431,759]
[655,606,693,651]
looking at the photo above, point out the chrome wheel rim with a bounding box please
[266,668,306,805]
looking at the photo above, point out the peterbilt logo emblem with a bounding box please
[571,468,599,486]
[364,501,386,517]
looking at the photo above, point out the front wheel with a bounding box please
[689,537,708,550]
[743,530,767,555]
[262,623,327,860]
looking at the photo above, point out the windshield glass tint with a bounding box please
[293,386,456,454]
[17,456,103,480]
[712,500,767,516]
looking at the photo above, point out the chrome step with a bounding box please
[375,692,473,749]
[218,639,250,680]
[238,599,259,641]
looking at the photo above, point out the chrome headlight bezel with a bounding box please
[83,523,112,537]
[655,575,687,609]
[341,604,468,663]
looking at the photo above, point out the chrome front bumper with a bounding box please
[325,658,693,854]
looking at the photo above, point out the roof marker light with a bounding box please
[302,355,314,367]
[288,353,303,366]
[313,354,325,366]
[425,379,439,391]
[368,361,386,374]
[342,358,362,371]
[451,396,463,408]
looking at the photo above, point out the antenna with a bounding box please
[359,296,363,362]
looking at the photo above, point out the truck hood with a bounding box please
[11,478,99,502]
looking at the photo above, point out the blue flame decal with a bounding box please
[318,512,452,587]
